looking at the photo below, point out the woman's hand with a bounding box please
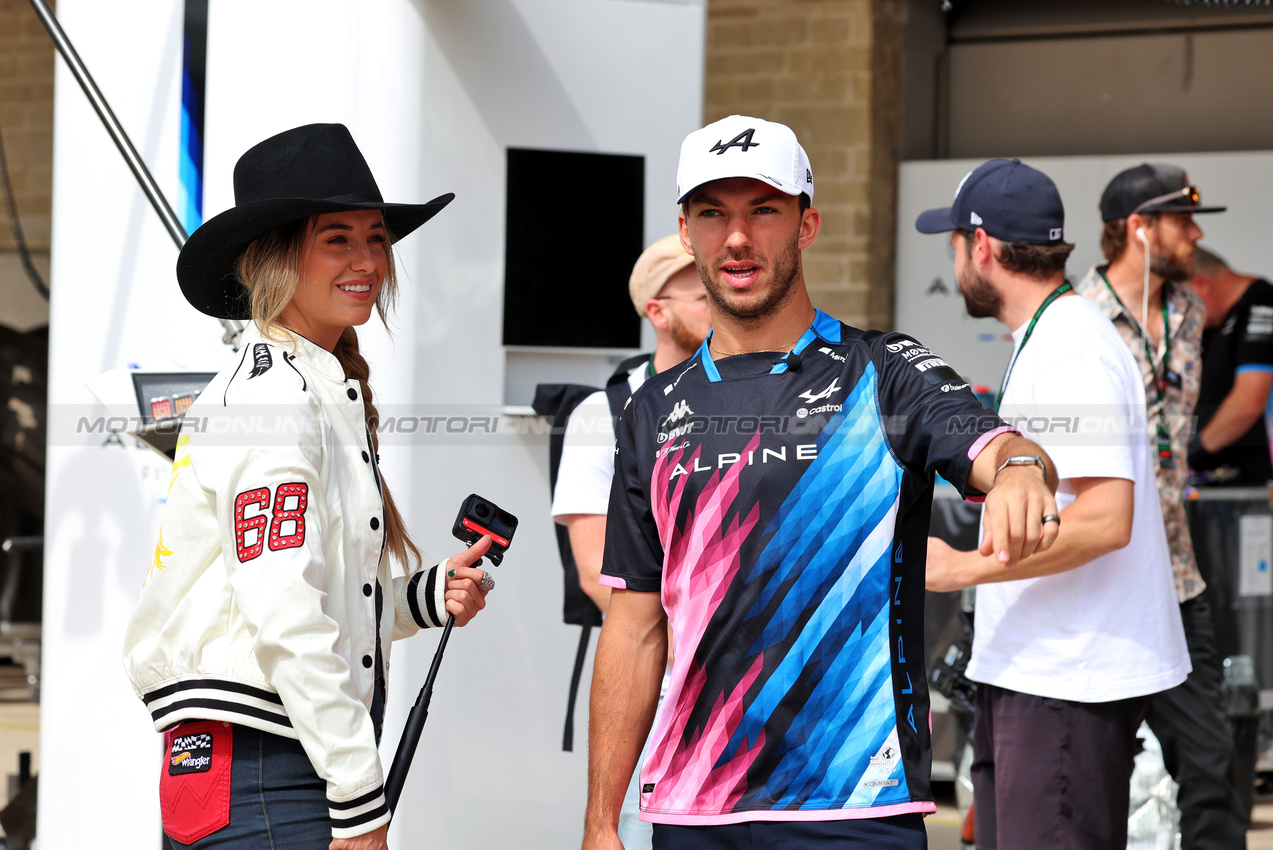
[443,534,495,626]
[330,823,388,850]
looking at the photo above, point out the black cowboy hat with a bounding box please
[177,123,454,320]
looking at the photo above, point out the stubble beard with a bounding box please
[1151,249,1195,284]
[666,309,707,353]
[957,262,1002,320]
[694,237,802,326]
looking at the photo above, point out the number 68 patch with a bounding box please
[233,482,309,562]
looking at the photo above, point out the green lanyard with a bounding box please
[995,282,1072,413]
[647,353,657,380]
[1098,270,1175,467]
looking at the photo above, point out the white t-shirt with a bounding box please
[965,295,1190,703]
[551,364,647,520]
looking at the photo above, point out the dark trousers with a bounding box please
[1144,594,1248,850]
[167,724,331,849]
[652,815,928,849]
[972,684,1148,850]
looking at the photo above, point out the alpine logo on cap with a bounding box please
[970,212,983,226]
[806,169,813,184]
[710,129,759,155]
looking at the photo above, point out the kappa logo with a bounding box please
[656,400,695,444]
[885,339,919,354]
[710,128,759,155]
[248,343,273,379]
[798,377,842,405]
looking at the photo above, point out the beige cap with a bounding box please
[629,234,695,317]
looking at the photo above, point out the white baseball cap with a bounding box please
[675,115,814,204]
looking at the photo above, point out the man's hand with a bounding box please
[968,434,1060,566]
[582,826,627,850]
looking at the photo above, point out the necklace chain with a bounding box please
[711,336,803,358]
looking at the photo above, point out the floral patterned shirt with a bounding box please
[1077,265,1204,603]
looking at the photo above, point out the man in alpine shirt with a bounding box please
[554,234,710,850]
[921,158,1192,850]
[1189,245,1273,485]
[1074,166,1247,849]
[583,116,1061,850]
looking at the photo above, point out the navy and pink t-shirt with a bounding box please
[600,309,1010,826]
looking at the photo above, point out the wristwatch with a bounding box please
[995,455,1048,484]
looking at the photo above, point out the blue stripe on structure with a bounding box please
[716,363,906,809]
[179,0,208,234]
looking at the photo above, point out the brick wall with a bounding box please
[703,0,902,331]
[0,0,54,330]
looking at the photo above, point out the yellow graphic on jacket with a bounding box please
[143,530,174,588]
[168,434,192,496]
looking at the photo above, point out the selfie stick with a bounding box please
[385,611,455,816]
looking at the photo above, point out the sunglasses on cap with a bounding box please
[1133,185,1201,215]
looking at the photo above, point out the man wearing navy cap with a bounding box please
[1076,165,1246,850]
[920,159,1191,850]
[584,122,1063,850]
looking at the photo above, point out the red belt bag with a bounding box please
[160,720,233,844]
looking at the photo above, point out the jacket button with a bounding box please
[370,517,380,531]
[361,450,370,463]
[362,655,373,668]
[347,388,357,400]
[363,583,372,597]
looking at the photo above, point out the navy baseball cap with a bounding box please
[916,159,1066,245]
[1099,163,1225,222]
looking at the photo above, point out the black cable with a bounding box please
[0,122,48,301]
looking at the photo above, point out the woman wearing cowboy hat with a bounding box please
[124,123,493,849]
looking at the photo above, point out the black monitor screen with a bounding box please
[502,148,644,348]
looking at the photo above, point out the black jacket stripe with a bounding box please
[329,785,384,810]
[144,678,284,706]
[407,569,428,629]
[331,802,390,828]
[151,698,293,727]
[424,564,441,627]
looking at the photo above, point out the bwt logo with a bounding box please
[885,339,919,353]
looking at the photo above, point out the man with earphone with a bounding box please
[1076,164,1246,850]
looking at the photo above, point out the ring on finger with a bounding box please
[479,571,495,593]
[1041,513,1061,526]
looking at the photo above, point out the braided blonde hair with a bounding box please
[234,214,421,570]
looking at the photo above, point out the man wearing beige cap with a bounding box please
[552,234,710,613]
[552,234,709,849]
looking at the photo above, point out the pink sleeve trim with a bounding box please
[641,801,937,826]
[967,424,1017,461]
[599,575,627,590]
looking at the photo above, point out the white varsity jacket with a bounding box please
[123,326,448,840]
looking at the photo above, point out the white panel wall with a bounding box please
[42,1,705,847]
[897,152,1273,390]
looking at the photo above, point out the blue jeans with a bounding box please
[166,724,331,849]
